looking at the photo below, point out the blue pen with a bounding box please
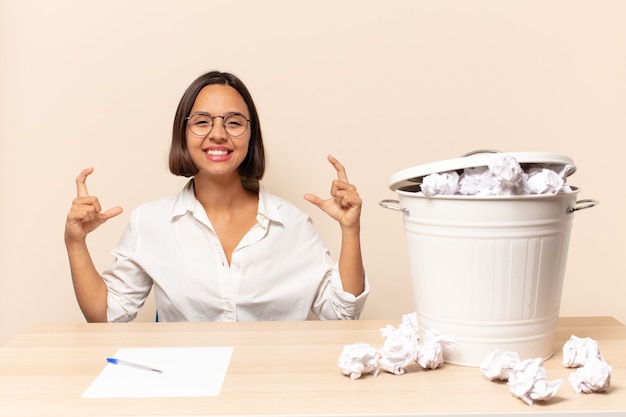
[106,357,163,373]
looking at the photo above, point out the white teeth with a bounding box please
[205,149,230,156]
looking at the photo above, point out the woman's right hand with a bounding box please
[65,167,123,245]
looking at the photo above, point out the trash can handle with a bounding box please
[461,149,502,157]
[567,199,599,213]
[378,199,409,215]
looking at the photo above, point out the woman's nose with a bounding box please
[208,117,228,141]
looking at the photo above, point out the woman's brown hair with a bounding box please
[169,71,265,185]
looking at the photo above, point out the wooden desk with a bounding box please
[0,317,624,416]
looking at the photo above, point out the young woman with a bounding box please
[65,71,368,323]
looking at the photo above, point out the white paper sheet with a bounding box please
[82,346,233,398]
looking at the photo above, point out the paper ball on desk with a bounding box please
[378,324,419,375]
[338,342,379,380]
[416,331,455,370]
[562,335,603,368]
[568,356,612,394]
[507,358,562,406]
[480,348,520,381]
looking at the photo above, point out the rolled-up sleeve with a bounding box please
[102,212,153,322]
[312,264,370,320]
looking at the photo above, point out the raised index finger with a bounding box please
[76,167,94,197]
[328,154,349,183]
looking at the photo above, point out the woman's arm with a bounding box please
[304,155,365,296]
[64,168,123,322]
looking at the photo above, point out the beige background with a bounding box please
[1,0,624,344]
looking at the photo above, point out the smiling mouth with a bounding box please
[204,149,232,156]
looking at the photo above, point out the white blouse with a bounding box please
[102,180,369,322]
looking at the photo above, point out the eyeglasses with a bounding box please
[185,112,251,137]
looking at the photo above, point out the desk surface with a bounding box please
[0,317,624,417]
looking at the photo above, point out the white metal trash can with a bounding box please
[380,151,597,366]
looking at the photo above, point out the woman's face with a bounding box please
[186,84,251,180]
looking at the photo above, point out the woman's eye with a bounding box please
[226,115,246,126]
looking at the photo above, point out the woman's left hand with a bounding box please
[304,155,362,231]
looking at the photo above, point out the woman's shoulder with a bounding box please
[129,181,193,221]
[128,195,178,222]
[135,194,178,210]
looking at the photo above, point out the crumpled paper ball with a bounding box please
[416,331,456,370]
[569,356,612,393]
[421,170,459,196]
[507,358,562,405]
[525,168,564,194]
[378,323,420,375]
[459,166,495,195]
[487,153,527,195]
[480,348,520,381]
[337,342,379,380]
[562,335,603,368]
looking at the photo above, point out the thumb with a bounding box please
[303,193,324,209]
[100,206,124,221]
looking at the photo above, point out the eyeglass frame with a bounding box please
[185,111,252,138]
